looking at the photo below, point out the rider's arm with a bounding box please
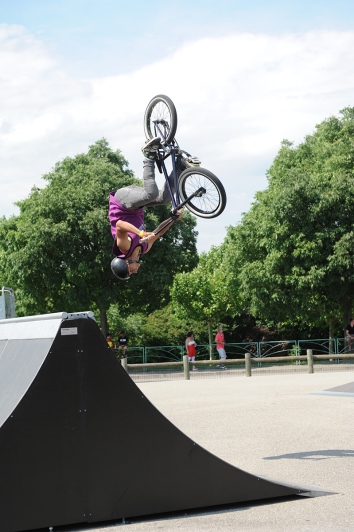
[116,220,141,237]
[115,220,154,253]
[145,211,183,252]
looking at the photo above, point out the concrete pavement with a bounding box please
[58,371,354,532]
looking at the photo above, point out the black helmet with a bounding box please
[111,257,130,280]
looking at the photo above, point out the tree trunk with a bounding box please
[99,305,109,337]
[207,319,213,360]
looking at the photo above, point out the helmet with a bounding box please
[111,258,130,280]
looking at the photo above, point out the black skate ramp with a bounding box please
[0,312,327,532]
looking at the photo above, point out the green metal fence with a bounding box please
[144,346,184,363]
[114,347,144,364]
[115,338,354,366]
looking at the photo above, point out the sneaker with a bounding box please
[176,150,201,171]
[142,137,161,159]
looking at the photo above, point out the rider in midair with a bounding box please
[109,137,200,280]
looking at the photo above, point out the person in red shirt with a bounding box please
[185,331,198,371]
[214,326,226,369]
[106,333,115,352]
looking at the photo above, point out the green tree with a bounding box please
[0,139,198,332]
[128,203,198,314]
[171,246,236,358]
[225,107,354,336]
[0,139,136,331]
[107,304,210,348]
[140,304,209,346]
[106,305,147,346]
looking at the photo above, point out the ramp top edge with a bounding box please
[0,312,68,325]
[0,311,94,325]
[0,311,95,340]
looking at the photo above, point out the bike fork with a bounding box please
[140,187,207,241]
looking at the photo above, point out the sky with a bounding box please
[1,0,354,252]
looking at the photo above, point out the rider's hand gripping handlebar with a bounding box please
[139,233,156,243]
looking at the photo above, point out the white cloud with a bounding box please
[1,26,354,251]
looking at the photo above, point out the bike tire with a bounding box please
[144,95,178,144]
[178,167,227,219]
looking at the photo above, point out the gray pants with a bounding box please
[114,159,178,209]
[217,348,227,360]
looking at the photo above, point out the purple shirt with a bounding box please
[109,192,148,258]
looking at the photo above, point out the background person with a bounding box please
[345,318,354,352]
[106,332,115,352]
[186,331,198,371]
[215,326,226,369]
[118,330,129,358]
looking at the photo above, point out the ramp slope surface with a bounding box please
[0,313,326,532]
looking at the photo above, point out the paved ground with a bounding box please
[54,371,354,532]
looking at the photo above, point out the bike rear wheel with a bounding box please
[178,167,227,218]
[144,95,177,144]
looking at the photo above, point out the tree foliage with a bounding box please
[171,246,236,355]
[107,303,208,347]
[0,139,198,332]
[225,107,354,335]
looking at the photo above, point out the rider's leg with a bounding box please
[145,148,201,207]
[143,166,179,207]
[114,158,159,209]
[114,141,200,209]
[138,138,201,206]
[144,150,200,207]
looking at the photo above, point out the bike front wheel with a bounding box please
[144,94,177,144]
[178,167,227,218]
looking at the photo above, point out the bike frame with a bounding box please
[153,120,205,211]
[156,147,180,208]
[140,122,206,239]
[152,119,181,208]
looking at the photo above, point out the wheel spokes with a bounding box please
[150,102,171,140]
[183,174,220,213]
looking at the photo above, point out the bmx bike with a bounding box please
[141,94,227,240]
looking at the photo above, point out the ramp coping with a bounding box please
[0,311,95,341]
[0,311,94,325]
